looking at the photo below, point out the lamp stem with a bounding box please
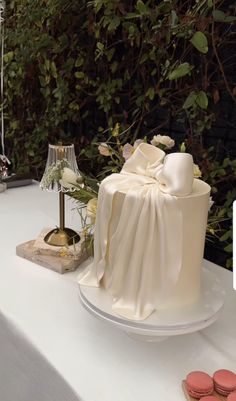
[59,191,65,230]
[44,190,80,246]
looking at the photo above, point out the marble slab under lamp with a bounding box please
[16,228,88,274]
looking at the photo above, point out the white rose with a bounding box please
[86,198,98,224]
[98,143,111,156]
[122,143,134,160]
[60,167,83,189]
[133,139,144,149]
[122,139,144,160]
[193,164,202,178]
[151,134,175,149]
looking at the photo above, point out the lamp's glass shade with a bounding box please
[40,143,78,192]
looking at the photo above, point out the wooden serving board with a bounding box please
[182,380,227,401]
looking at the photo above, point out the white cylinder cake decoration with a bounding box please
[78,143,211,321]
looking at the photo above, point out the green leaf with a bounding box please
[111,61,118,73]
[39,75,45,87]
[222,157,230,167]
[3,51,14,63]
[151,68,157,76]
[75,58,84,67]
[75,71,85,79]
[190,31,208,54]
[219,231,231,242]
[168,62,192,80]
[171,10,178,27]
[125,12,140,19]
[146,87,155,100]
[213,10,236,23]
[207,0,213,7]
[136,0,148,14]
[140,53,148,64]
[224,243,233,253]
[225,15,236,22]
[136,94,144,107]
[218,208,226,218]
[180,142,186,152]
[69,102,80,110]
[28,149,35,156]
[157,2,172,14]
[212,10,226,22]
[218,168,226,175]
[97,42,104,51]
[196,91,208,109]
[183,91,197,109]
[45,59,50,71]
[108,16,120,31]
[51,61,57,78]
[226,258,232,269]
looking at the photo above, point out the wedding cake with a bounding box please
[78,143,211,321]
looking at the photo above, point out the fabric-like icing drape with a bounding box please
[78,144,194,320]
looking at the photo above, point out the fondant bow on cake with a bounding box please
[78,143,195,320]
[121,142,194,196]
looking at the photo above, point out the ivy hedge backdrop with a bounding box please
[3,0,236,268]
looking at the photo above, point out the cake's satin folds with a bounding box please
[78,143,210,321]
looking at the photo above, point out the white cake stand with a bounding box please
[78,267,225,342]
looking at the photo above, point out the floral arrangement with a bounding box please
[59,130,217,252]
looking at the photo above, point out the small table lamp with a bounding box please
[40,143,80,247]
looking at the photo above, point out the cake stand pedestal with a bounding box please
[78,267,225,342]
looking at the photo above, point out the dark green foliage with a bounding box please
[3,0,236,171]
[2,0,236,267]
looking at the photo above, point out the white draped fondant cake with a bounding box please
[78,143,211,321]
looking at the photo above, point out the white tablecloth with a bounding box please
[0,183,235,401]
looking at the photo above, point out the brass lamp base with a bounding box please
[44,228,80,247]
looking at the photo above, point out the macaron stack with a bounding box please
[184,369,236,400]
[213,369,236,397]
[185,371,214,398]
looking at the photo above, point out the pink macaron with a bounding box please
[186,371,214,399]
[199,397,219,401]
[213,369,236,396]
